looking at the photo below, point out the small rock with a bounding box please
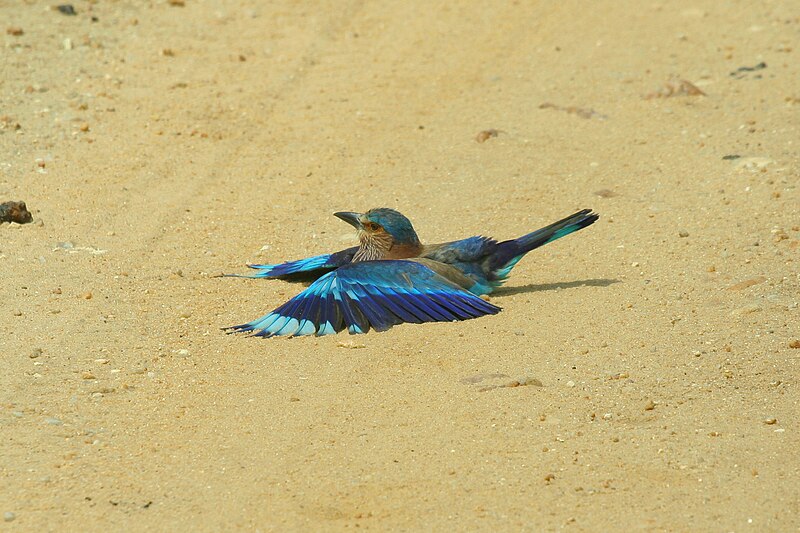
[3,512,15,522]
[176,349,190,358]
[82,371,95,380]
[44,417,63,426]
[80,291,93,300]
[764,418,777,425]
[56,4,77,15]
[566,380,575,387]
[63,38,73,50]
[789,340,800,349]
[94,358,109,364]
[6,27,24,36]
[0,201,33,224]
[29,348,43,359]
[678,230,689,238]
[475,129,501,143]
[644,400,656,411]
[337,341,365,349]
[12,309,23,316]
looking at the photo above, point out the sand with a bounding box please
[2,1,799,531]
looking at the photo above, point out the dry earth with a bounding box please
[1,1,799,531]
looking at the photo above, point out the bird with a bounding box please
[224,208,598,337]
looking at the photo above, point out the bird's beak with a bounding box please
[334,211,363,230]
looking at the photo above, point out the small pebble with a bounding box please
[56,4,77,15]
[80,291,93,300]
[82,371,95,380]
[44,417,62,426]
[678,230,689,238]
[566,380,575,387]
[764,418,777,425]
[475,129,501,143]
[6,27,24,36]
[644,400,656,411]
[176,349,190,358]
[29,348,42,359]
[94,358,109,364]
[3,512,15,522]
[337,341,365,349]
[789,340,800,349]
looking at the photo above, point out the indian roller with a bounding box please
[224,208,598,337]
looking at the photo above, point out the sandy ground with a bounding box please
[2,1,799,531]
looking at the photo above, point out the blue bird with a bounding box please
[225,208,598,337]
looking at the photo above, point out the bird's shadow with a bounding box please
[493,278,620,297]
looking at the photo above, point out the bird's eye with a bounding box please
[364,222,380,231]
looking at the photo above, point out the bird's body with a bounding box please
[225,208,598,337]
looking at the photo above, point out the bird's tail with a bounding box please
[489,209,599,280]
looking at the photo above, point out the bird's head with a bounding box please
[334,208,420,257]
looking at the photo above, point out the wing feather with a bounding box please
[226,260,501,337]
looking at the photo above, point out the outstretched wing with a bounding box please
[226,260,501,337]
[224,246,358,281]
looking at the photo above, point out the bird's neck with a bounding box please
[353,232,399,262]
[352,229,424,262]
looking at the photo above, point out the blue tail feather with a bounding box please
[490,209,598,278]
